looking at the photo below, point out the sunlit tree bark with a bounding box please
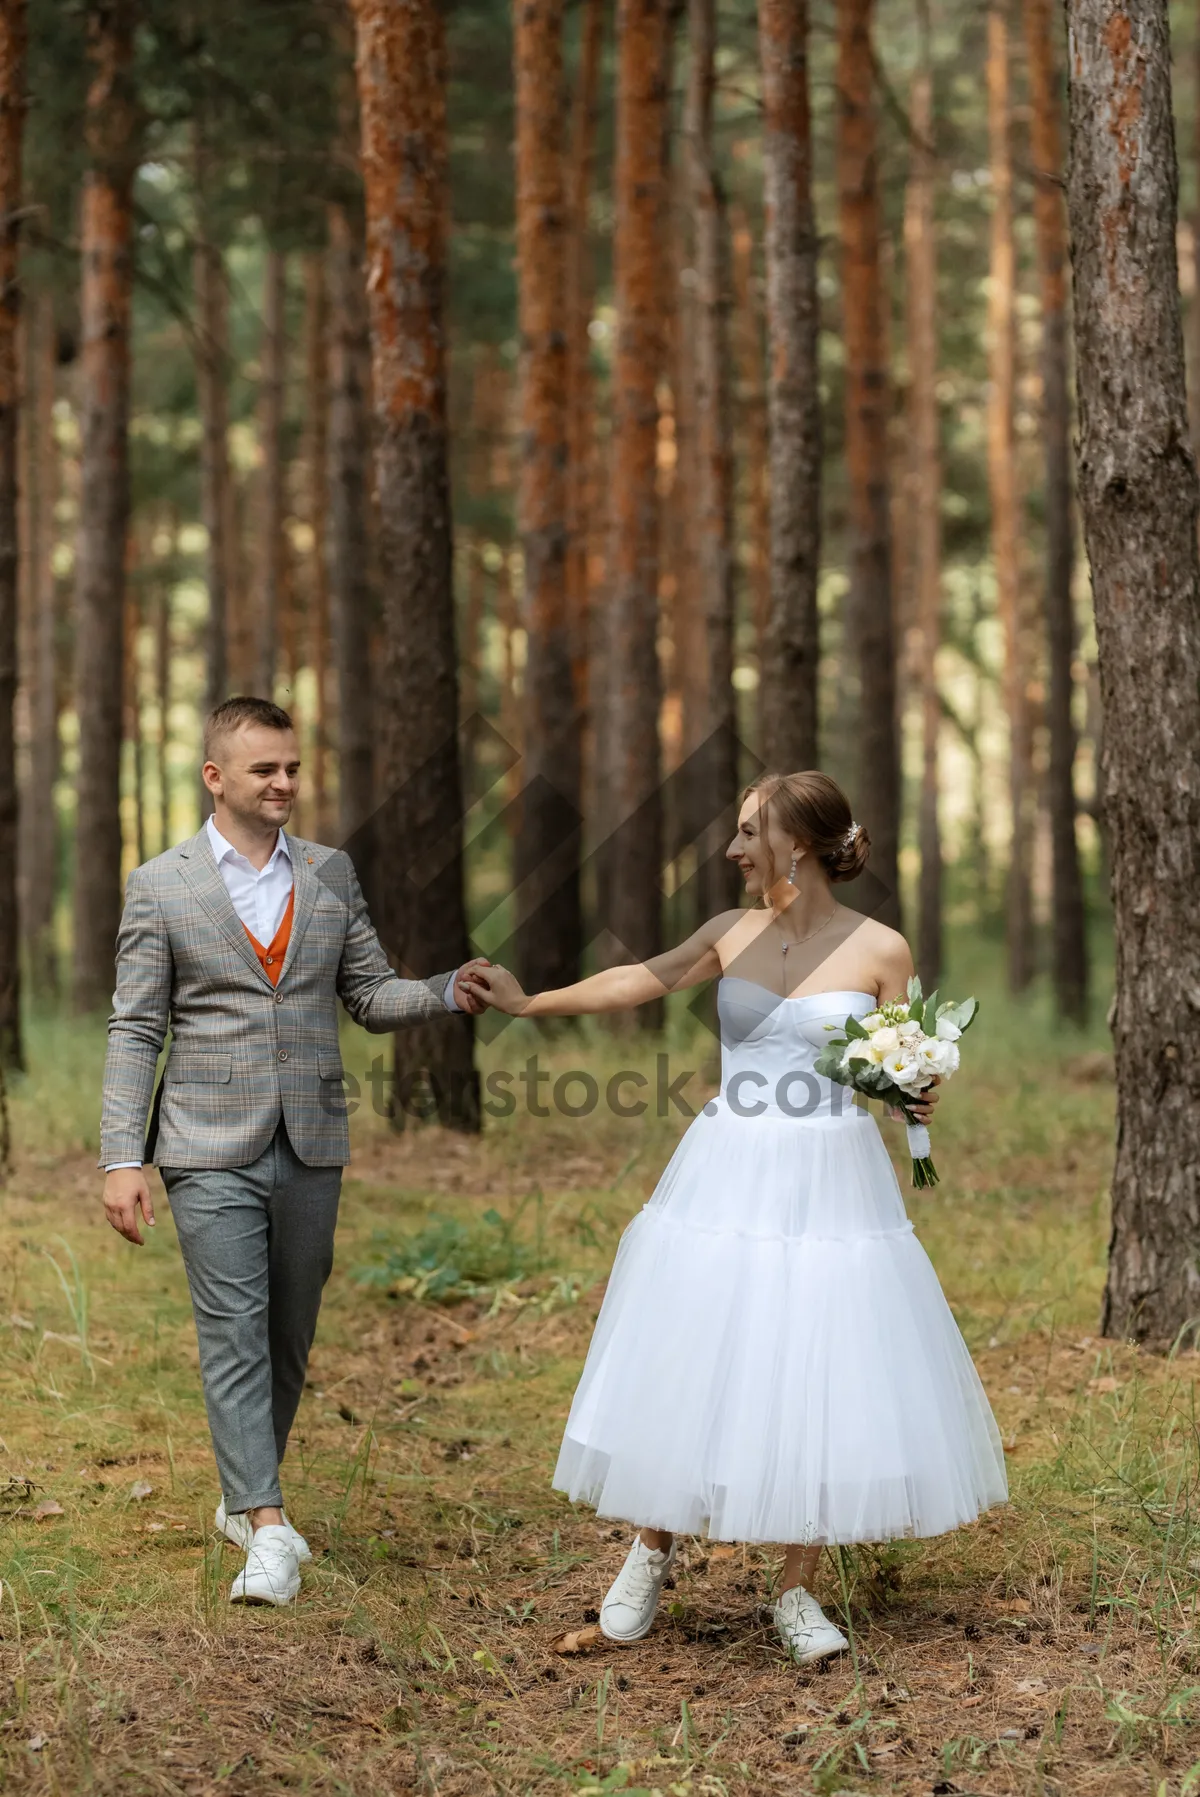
[72,0,141,1014]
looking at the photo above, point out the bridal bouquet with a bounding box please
[813,977,978,1187]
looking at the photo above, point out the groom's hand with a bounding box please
[104,1167,156,1246]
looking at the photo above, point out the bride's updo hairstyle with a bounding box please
[741,770,871,888]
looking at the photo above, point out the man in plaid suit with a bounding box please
[100,696,487,1605]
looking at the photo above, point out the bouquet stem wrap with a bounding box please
[905,1120,938,1189]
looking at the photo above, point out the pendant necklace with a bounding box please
[775,904,838,996]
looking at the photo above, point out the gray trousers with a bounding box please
[160,1120,342,1513]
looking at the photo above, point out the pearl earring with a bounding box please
[787,853,798,886]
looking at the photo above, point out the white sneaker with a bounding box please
[216,1499,312,1564]
[229,1525,301,1606]
[599,1535,677,1643]
[773,1584,849,1664]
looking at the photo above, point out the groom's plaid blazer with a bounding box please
[99,828,454,1170]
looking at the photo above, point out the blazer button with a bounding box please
[275,991,284,1003]
[277,1049,288,1061]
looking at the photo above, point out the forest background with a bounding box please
[0,0,1197,1792]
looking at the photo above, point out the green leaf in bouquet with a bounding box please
[813,1046,844,1080]
[923,987,939,1024]
[908,995,924,1028]
[844,1016,870,1040]
[955,996,979,1032]
[907,974,923,1005]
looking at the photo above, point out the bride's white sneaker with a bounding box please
[216,1499,312,1564]
[599,1535,677,1643]
[773,1584,849,1664]
[229,1525,301,1606]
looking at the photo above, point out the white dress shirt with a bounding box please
[106,819,462,1169]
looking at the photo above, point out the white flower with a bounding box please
[871,1026,901,1057]
[931,1039,960,1077]
[845,1038,875,1065]
[861,1012,884,1033]
[935,1015,962,1042]
[883,1049,926,1095]
[897,1019,923,1043]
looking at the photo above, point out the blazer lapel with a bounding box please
[275,833,319,988]
[177,828,276,990]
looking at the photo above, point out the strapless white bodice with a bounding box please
[713,977,876,1120]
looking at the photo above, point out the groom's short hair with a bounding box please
[203,696,295,763]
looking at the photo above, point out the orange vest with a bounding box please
[242,887,295,987]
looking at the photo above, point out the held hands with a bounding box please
[104,1167,156,1246]
[453,957,496,1016]
[458,962,530,1016]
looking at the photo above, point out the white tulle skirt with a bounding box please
[553,1100,1008,1545]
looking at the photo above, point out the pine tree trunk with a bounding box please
[986,2,1034,991]
[729,205,770,670]
[193,113,231,734]
[758,0,820,772]
[667,179,704,861]
[0,0,22,1065]
[156,572,170,853]
[1024,0,1088,1024]
[24,288,57,994]
[603,0,669,1020]
[327,200,376,842]
[836,0,899,918]
[565,0,604,820]
[255,246,286,700]
[905,10,941,990]
[351,0,477,1130]
[303,250,331,841]
[686,0,739,919]
[122,531,144,866]
[513,0,581,995]
[72,0,139,1014]
[1066,0,1200,1342]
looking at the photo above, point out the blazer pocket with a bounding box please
[317,1051,345,1081]
[166,1051,233,1084]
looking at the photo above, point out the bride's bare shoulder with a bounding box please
[703,907,761,948]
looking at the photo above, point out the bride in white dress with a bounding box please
[461,770,1008,1664]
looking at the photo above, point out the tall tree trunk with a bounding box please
[667,179,704,853]
[1066,0,1200,1343]
[512,0,581,995]
[156,569,170,853]
[351,0,477,1131]
[0,0,22,1065]
[565,0,604,836]
[72,0,139,1014]
[327,200,376,843]
[987,2,1033,990]
[605,0,670,1017]
[193,112,231,745]
[758,0,820,772]
[686,0,739,919]
[1024,0,1087,1024]
[24,288,57,994]
[303,250,331,841]
[255,246,286,699]
[836,0,899,918]
[905,5,941,989]
[729,204,770,670]
[122,531,144,866]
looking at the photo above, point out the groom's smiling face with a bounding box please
[203,723,301,835]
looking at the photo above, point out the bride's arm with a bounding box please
[462,910,743,1016]
[876,933,941,1124]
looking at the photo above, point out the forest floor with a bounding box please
[1,957,1199,1795]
